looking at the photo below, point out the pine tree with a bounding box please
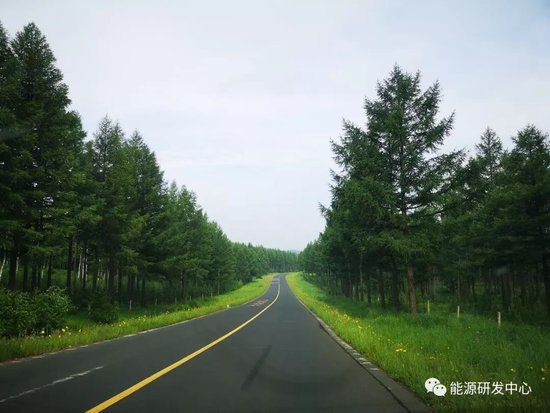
[492,126,550,314]
[91,116,129,294]
[2,22,85,290]
[0,22,23,289]
[122,132,164,302]
[363,65,459,313]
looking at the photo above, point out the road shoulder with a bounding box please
[286,274,431,413]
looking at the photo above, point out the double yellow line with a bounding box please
[87,282,280,412]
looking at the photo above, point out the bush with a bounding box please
[0,287,70,337]
[33,287,71,335]
[90,290,119,323]
[185,299,199,309]
[0,288,36,337]
[71,288,93,311]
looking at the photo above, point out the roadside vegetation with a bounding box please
[296,64,549,412]
[288,273,550,413]
[0,274,273,362]
[300,65,550,323]
[0,20,297,348]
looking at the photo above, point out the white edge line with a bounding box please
[0,366,103,404]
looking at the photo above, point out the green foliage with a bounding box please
[90,290,119,324]
[0,287,70,337]
[32,287,70,334]
[0,288,35,337]
[0,275,273,362]
[301,65,550,322]
[0,20,297,326]
[313,65,462,313]
[288,274,550,413]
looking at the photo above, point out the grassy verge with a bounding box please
[287,273,550,413]
[0,275,274,363]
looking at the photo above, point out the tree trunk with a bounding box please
[81,241,88,291]
[500,274,508,311]
[128,273,134,301]
[501,269,512,313]
[358,254,365,302]
[30,265,37,291]
[391,256,400,311]
[118,267,123,301]
[519,271,526,307]
[22,255,29,291]
[534,266,540,301]
[46,255,53,288]
[347,263,352,298]
[8,245,18,289]
[457,271,461,302]
[406,259,417,314]
[378,269,386,308]
[39,260,45,289]
[182,272,188,301]
[66,237,73,290]
[107,257,116,294]
[140,275,146,305]
[73,247,78,290]
[366,275,372,305]
[0,250,6,283]
[181,274,185,300]
[92,268,97,291]
[542,253,550,316]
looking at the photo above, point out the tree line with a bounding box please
[0,22,297,306]
[300,65,550,320]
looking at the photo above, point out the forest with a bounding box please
[299,65,550,322]
[0,21,297,334]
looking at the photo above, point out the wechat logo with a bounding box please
[425,377,447,397]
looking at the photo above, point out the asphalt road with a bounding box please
[0,275,427,412]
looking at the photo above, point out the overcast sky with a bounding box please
[2,0,549,251]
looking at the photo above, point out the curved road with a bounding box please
[0,275,427,412]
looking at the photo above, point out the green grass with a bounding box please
[287,273,550,413]
[0,274,274,363]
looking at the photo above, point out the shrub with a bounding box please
[71,288,93,311]
[0,288,36,337]
[33,287,71,335]
[185,299,199,309]
[90,290,119,323]
[0,288,71,337]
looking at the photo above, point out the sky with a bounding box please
[2,0,549,251]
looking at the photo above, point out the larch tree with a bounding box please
[363,65,458,314]
[9,23,85,290]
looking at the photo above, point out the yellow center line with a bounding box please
[86,282,281,413]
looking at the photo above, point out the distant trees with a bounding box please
[0,21,297,308]
[301,65,550,320]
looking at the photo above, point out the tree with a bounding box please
[488,126,550,314]
[1,20,297,329]
[91,116,129,294]
[322,66,459,313]
[1,22,85,290]
[363,66,460,313]
[0,22,23,289]
[122,132,164,302]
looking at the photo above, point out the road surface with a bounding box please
[0,275,427,412]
